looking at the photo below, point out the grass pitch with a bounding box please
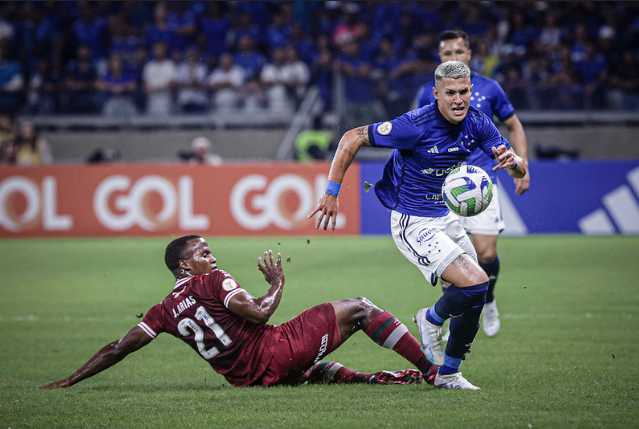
[1,235,638,428]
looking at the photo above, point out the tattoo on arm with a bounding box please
[355,126,371,147]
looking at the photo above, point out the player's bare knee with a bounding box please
[354,297,382,319]
[476,249,497,263]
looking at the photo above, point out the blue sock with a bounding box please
[446,306,483,360]
[439,354,463,375]
[431,283,488,322]
[480,255,500,303]
[426,305,445,326]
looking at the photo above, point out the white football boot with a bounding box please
[434,372,480,390]
[413,308,444,366]
[482,300,500,337]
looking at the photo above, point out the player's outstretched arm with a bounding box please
[308,126,371,231]
[39,326,153,389]
[227,250,285,324]
[492,145,526,179]
[503,115,531,195]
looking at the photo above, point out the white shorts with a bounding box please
[391,210,478,286]
[458,184,505,235]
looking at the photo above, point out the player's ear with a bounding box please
[432,86,438,100]
[179,259,191,272]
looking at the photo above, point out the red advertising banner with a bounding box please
[0,163,361,237]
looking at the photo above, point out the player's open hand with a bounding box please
[257,250,285,286]
[492,145,517,171]
[513,169,530,195]
[308,193,339,231]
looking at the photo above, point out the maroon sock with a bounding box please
[309,362,372,384]
[364,310,433,375]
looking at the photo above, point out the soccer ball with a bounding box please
[442,165,494,217]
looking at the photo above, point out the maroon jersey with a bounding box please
[138,270,281,387]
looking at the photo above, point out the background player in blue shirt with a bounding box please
[417,30,531,338]
[310,61,526,389]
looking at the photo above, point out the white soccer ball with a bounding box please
[441,165,494,217]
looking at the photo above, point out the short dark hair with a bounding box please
[165,235,202,273]
[439,29,470,48]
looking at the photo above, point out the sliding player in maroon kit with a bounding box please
[41,235,438,389]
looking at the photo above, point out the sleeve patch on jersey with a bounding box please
[377,121,392,135]
[222,278,238,291]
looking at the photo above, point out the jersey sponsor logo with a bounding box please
[424,194,443,201]
[448,147,460,152]
[416,227,436,245]
[427,146,439,154]
[222,278,238,291]
[313,333,330,363]
[420,161,463,177]
[377,122,392,135]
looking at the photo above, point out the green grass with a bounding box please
[1,235,638,428]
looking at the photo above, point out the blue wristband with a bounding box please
[325,180,341,196]
[508,159,519,170]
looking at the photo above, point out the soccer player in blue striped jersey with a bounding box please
[309,61,526,389]
[417,30,531,338]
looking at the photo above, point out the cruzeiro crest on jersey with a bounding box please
[377,122,393,135]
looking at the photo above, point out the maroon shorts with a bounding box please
[258,303,341,386]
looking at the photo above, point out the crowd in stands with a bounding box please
[0,1,637,121]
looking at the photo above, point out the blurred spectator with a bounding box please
[607,51,639,110]
[15,120,52,166]
[27,59,60,114]
[200,2,231,57]
[534,11,565,56]
[374,37,418,118]
[108,13,140,72]
[17,3,61,69]
[61,44,99,114]
[143,41,175,116]
[228,12,262,50]
[334,39,380,130]
[179,136,222,165]
[260,46,291,111]
[207,52,244,111]
[265,5,293,50]
[547,44,582,109]
[289,23,316,67]
[574,42,608,109]
[0,114,16,145]
[282,45,310,107]
[97,53,137,118]
[310,34,334,111]
[233,35,266,82]
[72,2,108,65]
[0,39,24,114]
[145,2,177,54]
[166,1,197,52]
[331,2,366,47]
[470,38,501,78]
[0,139,16,165]
[173,47,208,114]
